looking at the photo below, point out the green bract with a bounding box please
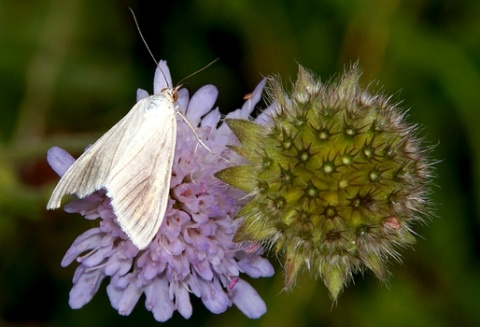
[216,65,433,300]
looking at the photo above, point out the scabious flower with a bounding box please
[48,61,273,321]
[216,65,434,300]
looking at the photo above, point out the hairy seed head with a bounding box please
[216,65,434,299]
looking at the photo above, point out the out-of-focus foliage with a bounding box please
[0,0,479,326]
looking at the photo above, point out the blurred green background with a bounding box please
[1,0,479,326]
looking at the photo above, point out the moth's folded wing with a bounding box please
[105,116,177,250]
[46,106,143,210]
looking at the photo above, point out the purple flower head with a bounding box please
[50,60,273,321]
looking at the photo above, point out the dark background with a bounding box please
[1,0,479,326]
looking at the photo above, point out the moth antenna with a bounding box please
[176,59,219,86]
[129,7,158,67]
[159,65,172,88]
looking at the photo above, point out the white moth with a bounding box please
[47,85,181,250]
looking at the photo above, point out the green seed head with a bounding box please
[216,65,433,300]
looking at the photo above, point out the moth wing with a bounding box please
[47,93,178,250]
[105,107,177,249]
[46,101,149,210]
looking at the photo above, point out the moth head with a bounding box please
[162,85,182,102]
